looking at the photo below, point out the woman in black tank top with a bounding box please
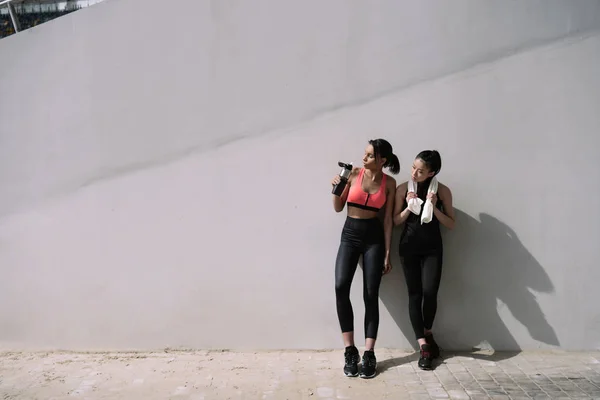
[393,150,455,370]
[398,178,444,256]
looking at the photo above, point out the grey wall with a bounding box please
[0,0,599,351]
[2,0,600,216]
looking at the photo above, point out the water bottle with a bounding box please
[332,161,353,196]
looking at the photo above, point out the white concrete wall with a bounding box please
[0,0,599,351]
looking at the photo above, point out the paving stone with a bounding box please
[442,385,464,392]
[461,383,484,391]
[410,395,434,400]
[468,396,490,400]
[452,373,475,382]
[446,389,469,399]
[464,389,487,395]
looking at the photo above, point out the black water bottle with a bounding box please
[332,161,353,196]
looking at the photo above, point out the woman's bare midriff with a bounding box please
[347,207,380,219]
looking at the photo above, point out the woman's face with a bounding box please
[411,158,435,182]
[362,145,385,170]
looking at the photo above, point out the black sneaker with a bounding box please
[418,344,433,370]
[425,332,440,359]
[359,350,377,379]
[343,346,360,377]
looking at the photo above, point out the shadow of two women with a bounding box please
[377,209,559,369]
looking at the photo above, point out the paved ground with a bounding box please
[1,349,600,399]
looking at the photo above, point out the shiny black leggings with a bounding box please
[401,253,443,340]
[335,217,385,339]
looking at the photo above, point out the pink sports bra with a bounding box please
[346,168,387,212]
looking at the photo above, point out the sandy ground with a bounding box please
[1,349,600,399]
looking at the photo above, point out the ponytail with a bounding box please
[385,153,400,175]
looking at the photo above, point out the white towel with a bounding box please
[421,177,438,224]
[407,177,439,224]
[406,179,423,215]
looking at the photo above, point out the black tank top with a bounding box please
[398,178,443,256]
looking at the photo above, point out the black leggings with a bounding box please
[401,253,443,340]
[335,217,385,339]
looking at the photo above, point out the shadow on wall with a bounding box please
[379,209,560,355]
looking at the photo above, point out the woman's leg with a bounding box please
[422,253,443,334]
[335,239,361,377]
[358,240,385,379]
[335,241,361,346]
[362,242,385,348]
[416,252,443,369]
[401,255,427,346]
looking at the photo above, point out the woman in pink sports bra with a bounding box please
[330,138,400,379]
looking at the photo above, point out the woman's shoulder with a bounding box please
[384,173,396,194]
[347,167,362,183]
[384,173,396,186]
[436,181,452,197]
[396,180,409,190]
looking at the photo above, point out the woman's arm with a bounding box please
[393,182,412,225]
[332,186,349,213]
[332,168,359,213]
[383,176,397,261]
[433,183,455,230]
